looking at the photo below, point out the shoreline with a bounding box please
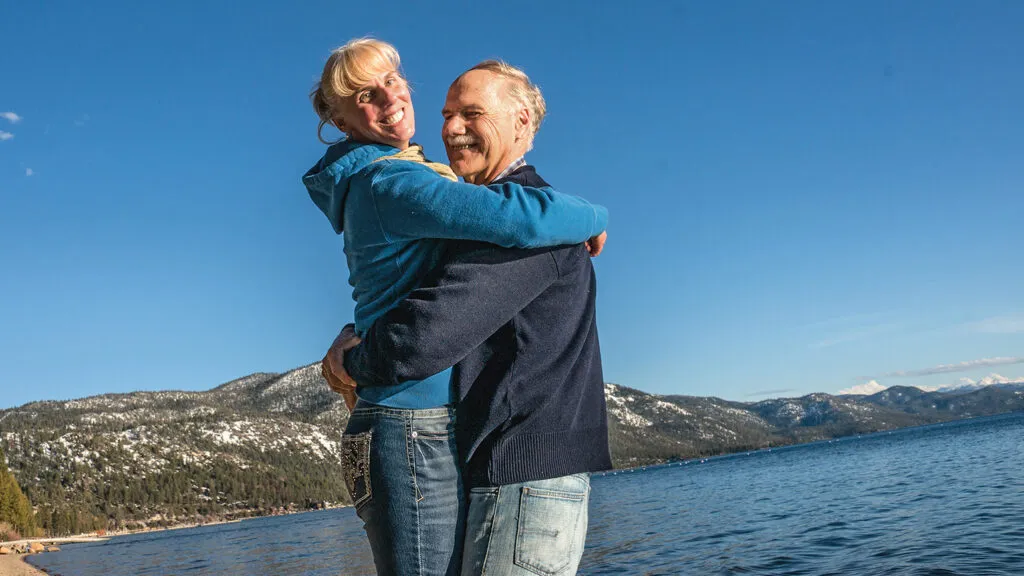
[0,555,46,576]
[0,507,349,575]
[0,538,107,548]
[0,506,350,548]
[100,504,350,539]
[0,516,300,575]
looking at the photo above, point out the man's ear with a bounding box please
[514,107,531,142]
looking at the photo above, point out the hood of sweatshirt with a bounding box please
[302,139,399,234]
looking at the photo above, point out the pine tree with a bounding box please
[0,445,37,537]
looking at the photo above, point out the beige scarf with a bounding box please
[373,144,457,182]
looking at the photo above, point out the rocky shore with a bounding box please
[0,538,108,576]
[0,544,51,576]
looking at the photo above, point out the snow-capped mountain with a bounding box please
[2,365,1022,533]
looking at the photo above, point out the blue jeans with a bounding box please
[461,473,590,576]
[340,401,465,576]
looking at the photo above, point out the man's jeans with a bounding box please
[340,402,465,576]
[461,473,590,576]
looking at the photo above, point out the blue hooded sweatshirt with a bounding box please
[303,139,608,408]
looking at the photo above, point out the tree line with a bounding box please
[0,445,38,540]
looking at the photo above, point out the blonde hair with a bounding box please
[464,60,547,150]
[311,38,403,144]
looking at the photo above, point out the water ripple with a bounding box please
[26,412,1024,575]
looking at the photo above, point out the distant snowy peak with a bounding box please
[977,373,1024,386]
[841,373,1024,396]
[933,373,1024,393]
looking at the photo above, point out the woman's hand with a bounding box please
[321,325,362,412]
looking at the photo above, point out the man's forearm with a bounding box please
[344,243,559,388]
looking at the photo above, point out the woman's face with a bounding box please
[338,69,415,149]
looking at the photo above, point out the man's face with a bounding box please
[442,70,527,184]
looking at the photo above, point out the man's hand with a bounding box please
[321,325,362,412]
[586,231,607,257]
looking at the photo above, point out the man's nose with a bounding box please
[443,116,465,136]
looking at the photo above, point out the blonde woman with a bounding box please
[304,39,608,576]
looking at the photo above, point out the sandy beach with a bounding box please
[0,555,45,576]
[0,538,108,575]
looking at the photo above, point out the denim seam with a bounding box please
[350,406,452,419]
[519,487,586,502]
[406,415,426,575]
[479,485,501,575]
[406,417,423,503]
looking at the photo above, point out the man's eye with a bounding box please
[465,111,481,118]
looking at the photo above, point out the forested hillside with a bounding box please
[0,445,37,540]
[2,365,1022,535]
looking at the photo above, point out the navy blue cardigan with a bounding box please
[344,166,612,487]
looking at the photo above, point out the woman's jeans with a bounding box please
[340,401,465,576]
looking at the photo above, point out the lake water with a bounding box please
[29,411,1024,575]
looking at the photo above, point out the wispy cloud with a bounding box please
[812,333,864,349]
[811,324,899,349]
[0,131,13,141]
[884,357,1024,378]
[964,315,1024,334]
[807,315,902,349]
[1,112,21,124]
[838,380,887,395]
[800,311,894,330]
[25,168,34,177]
[745,388,800,398]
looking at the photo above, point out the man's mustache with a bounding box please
[446,135,478,147]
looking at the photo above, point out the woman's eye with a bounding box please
[358,91,373,103]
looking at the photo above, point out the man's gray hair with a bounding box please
[465,60,547,150]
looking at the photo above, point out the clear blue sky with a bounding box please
[2,1,1023,409]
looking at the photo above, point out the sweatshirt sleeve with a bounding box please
[369,160,608,248]
[344,243,559,387]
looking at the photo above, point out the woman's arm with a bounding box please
[369,160,608,248]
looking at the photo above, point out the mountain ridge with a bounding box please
[3,364,1022,534]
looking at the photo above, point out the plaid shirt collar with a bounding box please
[492,156,527,183]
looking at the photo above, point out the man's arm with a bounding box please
[343,243,560,388]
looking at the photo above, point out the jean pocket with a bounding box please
[340,431,372,509]
[514,486,587,576]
